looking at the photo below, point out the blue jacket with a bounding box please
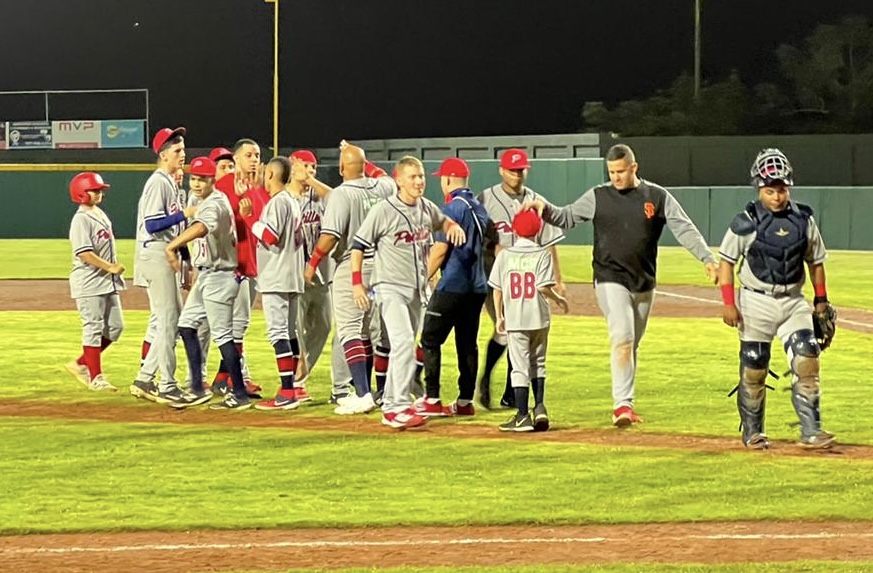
[434,188,489,294]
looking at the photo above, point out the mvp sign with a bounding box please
[52,120,102,149]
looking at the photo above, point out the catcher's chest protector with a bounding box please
[745,201,810,286]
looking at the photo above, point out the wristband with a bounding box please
[364,161,387,179]
[720,284,735,306]
[352,271,363,286]
[814,284,827,302]
[814,296,829,305]
[309,246,328,269]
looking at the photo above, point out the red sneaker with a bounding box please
[448,401,475,416]
[254,388,300,411]
[414,398,448,417]
[381,409,428,429]
[243,380,262,398]
[612,406,643,427]
[293,386,312,403]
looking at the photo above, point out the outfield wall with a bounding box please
[2,160,872,250]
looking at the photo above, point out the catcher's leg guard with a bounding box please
[786,329,825,441]
[737,341,771,447]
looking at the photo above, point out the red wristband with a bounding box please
[352,271,363,286]
[814,284,827,298]
[364,161,387,179]
[720,284,736,306]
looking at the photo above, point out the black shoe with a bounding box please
[155,385,186,404]
[209,393,252,410]
[499,395,516,409]
[330,392,350,405]
[477,379,491,410]
[373,389,384,407]
[129,380,159,402]
[171,389,214,409]
[499,412,534,433]
[532,403,550,432]
[211,380,230,396]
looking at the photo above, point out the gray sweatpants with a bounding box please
[376,284,422,414]
[298,281,332,370]
[594,282,654,409]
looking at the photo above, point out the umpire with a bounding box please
[418,158,490,416]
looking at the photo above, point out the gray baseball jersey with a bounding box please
[718,216,827,296]
[487,237,556,331]
[255,191,305,294]
[321,176,397,263]
[69,206,125,299]
[353,195,446,297]
[296,188,334,284]
[478,184,564,251]
[191,191,238,272]
[135,169,184,244]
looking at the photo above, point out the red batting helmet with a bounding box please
[189,157,217,178]
[70,172,110,204]
[511,209,543,238]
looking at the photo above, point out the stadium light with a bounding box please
[264,0,280,156]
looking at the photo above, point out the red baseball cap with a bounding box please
[152,126,187,154]
[432,157,470,178]
[189,157,217,178]
[512,209,543,238]
[290,149,317,164]
[500,148,531,170]
[209,147,234,163]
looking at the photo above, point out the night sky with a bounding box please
[2,0,872,149]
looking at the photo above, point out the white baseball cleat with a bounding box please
[88,374,119,392]
[65,360,91,388]
[333,392,376,415]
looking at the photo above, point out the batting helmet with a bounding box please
[189,157,217,178]
[750,148,793,188]
[512,209,543,238]
[70,172,110,204]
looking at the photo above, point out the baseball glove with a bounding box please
[813,303,837,351]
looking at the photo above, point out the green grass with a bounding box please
[2,417,872,534]
[243,565,873,573]
[3,240,870,310]
[7,310,871,444]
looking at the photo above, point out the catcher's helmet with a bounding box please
[750,148,793,188]
[70,172,110,204]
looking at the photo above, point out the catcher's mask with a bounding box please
[751,148,794,188]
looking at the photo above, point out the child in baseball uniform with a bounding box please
[65,172,125,392]
[240,156,305,411]
[162,157,248,409]
[351,156,466,428]
[488,209,568,432]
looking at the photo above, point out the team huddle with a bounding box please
[64,129,838,446]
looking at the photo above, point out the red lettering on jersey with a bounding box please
[301,211,321,225]
[96,229,112,241]
[393,228,431,245]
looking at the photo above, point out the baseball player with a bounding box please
[129,127,197,404]
[351,155,466,428]
[414,157,489,417]
[64,172,125,392]
[489,209,568,432]
[210,147,235,181]
[211,139,269,398]
[236,156,305,410]
[305,142,396,415]
[718,148,836,450]
[162,157,248,409]
[528,143,717,426]
[287,149,351,402]
[478,148,566,410]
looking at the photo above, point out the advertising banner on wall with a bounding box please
[0,122,6,150]
[6,121,53,149]
[52,120,102,149]
[101,119,146,148]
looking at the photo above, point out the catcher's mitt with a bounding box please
[813,303,837,351]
